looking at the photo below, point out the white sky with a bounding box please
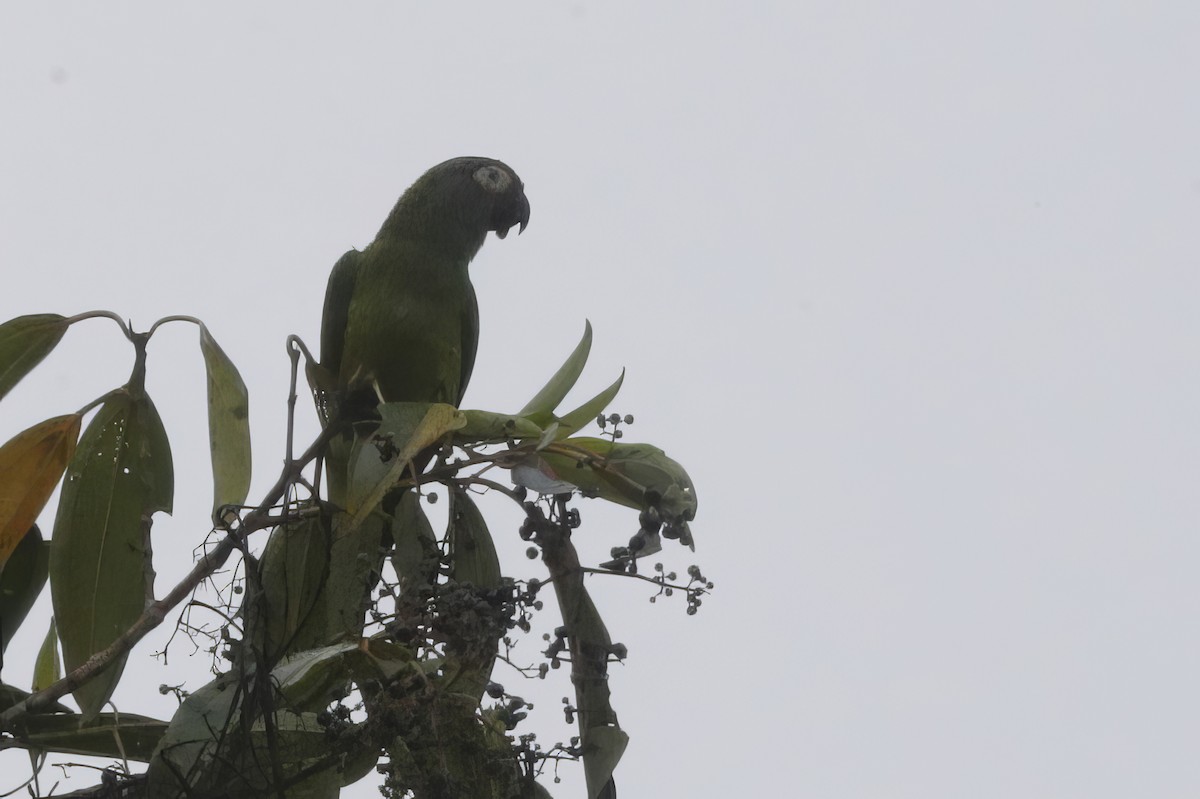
[2,3,1198,797]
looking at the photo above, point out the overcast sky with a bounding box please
[2,3,1198,797]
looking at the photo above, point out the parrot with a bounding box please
[320,156,529,415]
[254,157,529,657]
[316,156,530,500]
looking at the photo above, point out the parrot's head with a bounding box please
[465,158,530,240]
[384,157,529,253]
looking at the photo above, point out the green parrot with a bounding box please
[315,156,529,509]
[256,158,528,656]
[320,156,530,414]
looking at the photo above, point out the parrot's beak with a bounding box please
[516,192,530,235]
[496,192,531,240]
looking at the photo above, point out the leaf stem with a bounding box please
[63,310,132,340]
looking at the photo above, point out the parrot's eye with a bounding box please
[473,165,512,194]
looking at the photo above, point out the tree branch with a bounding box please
[0,426,338,731]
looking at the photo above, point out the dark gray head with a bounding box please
[382,156,530,249]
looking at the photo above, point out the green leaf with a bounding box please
[345,402,466,524]
[272,638,420,712]
[258,507,331,660]
[390,491,437,595]
[353,637,423,684]
[50,392,174,721]
[443,489,502,701]
[1,524,50,655]
[535,421,561,452]
[199,325,251,515]
[324,509,390,644]
[547,439,696,512]
[0,681,70,713]
[271,641,359,711]
[32,617,60,691]
[248,711,342,799]
[453,408,543,444]
[0,314,69,402]
[145,674,241,797]
[7,709,168,762]
[519,320,592,417]
[447,488,500,591]
[583,725,628,799]
[0,414,80,570]
[556,369,624,437]
[146,672,354,799]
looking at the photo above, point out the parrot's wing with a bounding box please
[458,280,479,406]
[320,248,362,379]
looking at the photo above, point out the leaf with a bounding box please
[443,489,502,701]
[32,617,60,691]
[354,637,423,684]
[535,421,560,452]
[0,314,69,402]
[544,439,697,514]
[199,325,251,515]
[324,509,390,644]
[50,392,174,721]
[272,639,420,712]
[556,370,624,437]
[345,402,466,525]
[247,711,342,799]
[447,488,500,590]
[0,414,81,570]
[258,508,331,661]
[390,491,437,595]
[7,709,168,763]
[453,409,543,444]
[145,674,241,798]
[518,320,592,417]
[583,725,628,799]
[0,524,50,655]
[271,641,359,711]
[0,682,69,714]
[147,672,354,798]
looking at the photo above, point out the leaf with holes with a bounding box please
[50,392,173,721]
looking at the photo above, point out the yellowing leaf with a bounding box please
[0,414,81,569]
